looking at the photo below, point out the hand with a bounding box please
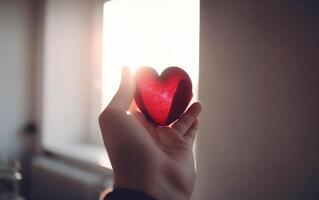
[99,67,202,200]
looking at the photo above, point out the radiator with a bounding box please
[30,156,112,200]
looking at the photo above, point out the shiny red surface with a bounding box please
[134,67,192,126]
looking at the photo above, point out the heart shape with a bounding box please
[134,67,193,126]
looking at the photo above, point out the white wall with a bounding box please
[195,1,319,200]
[0,0,36,158]
[41,0,100,148]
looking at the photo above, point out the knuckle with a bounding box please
[180,114,194,126]
[99,107,118,124]
[98,112,106,123]
[190,126,198,133]
[175,122,187,132]
[184,114,194,122]
[98,112,107,126]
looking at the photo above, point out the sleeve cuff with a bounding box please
[104,188,156,200]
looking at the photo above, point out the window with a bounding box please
[102,0,200,108]
[41,0,199,169]
[99,0,200,167]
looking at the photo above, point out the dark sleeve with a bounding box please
[104,188,156,200]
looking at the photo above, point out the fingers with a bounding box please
[184,117,199,146]
[172,102,202,135]
[105,66,136,112]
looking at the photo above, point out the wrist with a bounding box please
[113,174,156,198]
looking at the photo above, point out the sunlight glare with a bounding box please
[102,0,199,108]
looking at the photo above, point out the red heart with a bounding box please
[134,67,193,126]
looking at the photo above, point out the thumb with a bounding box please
[107,66,136,112]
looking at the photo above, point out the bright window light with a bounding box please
[102,0,200,108]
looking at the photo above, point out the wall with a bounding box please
[0,0,36,158]
[41,0,97,148]
[195,1,319,200]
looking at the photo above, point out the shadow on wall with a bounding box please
[195,1,319,200]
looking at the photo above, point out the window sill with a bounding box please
[44,142,113,170]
